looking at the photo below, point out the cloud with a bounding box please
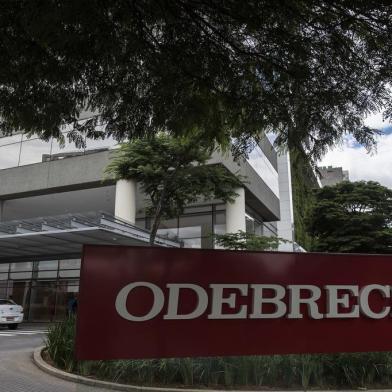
[318,113,392,189]
[365,112,391,129]
[319,132,392,189]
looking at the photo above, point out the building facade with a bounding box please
[318,165,350,187]
[0,130,285,321]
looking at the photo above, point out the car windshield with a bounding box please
[0,299,15,305]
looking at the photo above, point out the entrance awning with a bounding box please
[0,212,179,262]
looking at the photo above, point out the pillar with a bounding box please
[225,187,246,233]
[115,179,137,224]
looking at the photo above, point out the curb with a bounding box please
[33,347,386,392]
[32,346,230,392]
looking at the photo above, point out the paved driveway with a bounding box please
[0,324,112,392]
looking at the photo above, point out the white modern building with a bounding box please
[276,152,295,251]
[0,129,293,321]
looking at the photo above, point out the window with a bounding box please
[0,143,21,169]
[10,262,33,279]
[179,213,213,248]
[37,260,58,278]
[59,259,80,278]
[19,136,51,166]
[50,131,84,159]
[247,143,279,196]
[157,218,179,239]
[214,211,226,235]
[0,133,22,146]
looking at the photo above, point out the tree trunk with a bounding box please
[149,187,166,246]
[149,213,162,246]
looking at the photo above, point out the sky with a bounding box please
[319,113,392,189]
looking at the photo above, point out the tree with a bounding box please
[0,2,391,160]
[106,134,243,245]
[290,151,319,250]
[307,181,392,253]
[214,230,287,251]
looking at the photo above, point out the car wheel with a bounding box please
[8,324,18,330]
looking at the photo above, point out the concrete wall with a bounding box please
[0,150,114,200]
[209,150,280,221]
[0,148,280,222]
[258,137,278,170]
[276,152,295,251]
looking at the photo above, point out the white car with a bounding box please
[0,299,23,329]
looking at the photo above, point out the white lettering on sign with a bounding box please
[208,284,248,319]
[287,285,323,319]
[325,285,359,318]
[164,284,208,320]
[114,282,392,321]
[115,282,164,321]
[249,284,286,319]
[359,284,390,319]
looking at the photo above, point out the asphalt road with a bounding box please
[0,324,112,392]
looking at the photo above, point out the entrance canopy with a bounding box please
[0,212,179,262]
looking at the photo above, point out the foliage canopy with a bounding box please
[307,181,392,253]
[106,134,243,244]
[1,2,392,159]
[214,230,287,251]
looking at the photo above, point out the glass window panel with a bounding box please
[0,133,22,146]
[182,237,202,248]
[10,262,32,272]
[247,143,279,196]
[84,135,117,152]
[215,211,225,224]
[214,211,226,236]
[0,282,8,298]
[10,271,32,279]
[8,281,30,318]
[38,270,58,279]
[19,138,52,166]
[0,263,9,273]
[157,218,178,239]
[179,214,213,249]
[29,281,57,321]
[263,223,277,237]
[254,221,263,236]
[21,134,41,141]
[179,214,212,239]
[246,214,255,234]
[183,205,212,214]
[54,280,79,321]
[59,269,80,278]
[38,260,58,270]
[50,132,84,160]
[0,143,21,169]
[246,210,264,236]
[214,204,226,211]
[60,259,81,270]
[0,274,8,281]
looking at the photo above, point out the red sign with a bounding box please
[76,245,392,360]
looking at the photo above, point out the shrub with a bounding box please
[45,318,392,389]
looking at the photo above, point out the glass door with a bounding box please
[28,281,57,321]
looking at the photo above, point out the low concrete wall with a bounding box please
[0,150,115,200]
